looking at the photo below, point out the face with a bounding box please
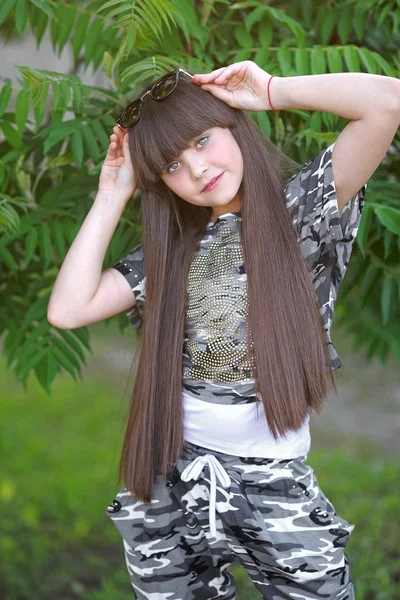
[160,126,243,219]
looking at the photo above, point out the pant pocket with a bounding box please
[279,458,355,548]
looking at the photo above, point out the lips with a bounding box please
[202,172,224,192]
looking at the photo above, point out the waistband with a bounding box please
[168,441,308,539]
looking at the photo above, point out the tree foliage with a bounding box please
[1,0,399,393]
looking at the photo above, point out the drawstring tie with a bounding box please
[180,454,231,538]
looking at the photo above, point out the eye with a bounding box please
[165,135,209,174]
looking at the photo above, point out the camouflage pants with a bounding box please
[105,441,355,599]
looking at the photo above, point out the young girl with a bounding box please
[48,62,399,599]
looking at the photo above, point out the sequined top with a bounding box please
[112,143,367,406]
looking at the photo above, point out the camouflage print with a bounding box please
[105,440,355,599]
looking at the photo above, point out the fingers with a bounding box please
[193,62,246,85]
[192,66,228,84]
[110,125,127,159]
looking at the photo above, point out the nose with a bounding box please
[184,153,208,179]
[191,163,208,180]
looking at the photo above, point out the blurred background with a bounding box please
[1,1,400,599]
[2,322,400,599]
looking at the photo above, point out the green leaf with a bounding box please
[96,0,125,13]
[59,79,71,112]
[61,217,77,245]
[29,0,56,19]
[16,347,48,383]
[376,3,392,29]
[52,80,61,112]
[356,202,373,258]
[70,326,92,353]
[276,116,285,143]
[22,319,50,347]
[319,8,336,46]
[268,6,305,45]
[0,82,13,117]
[294,48,309,76]
[358,47,378,74]
[343,45,361,72]
[39,222,53,271]
[33,9,49,46]
[353,7,369,41]
[82,125,101,160]
[244,5,268,32]
[310,47,326,75]
[370,51,396,78]
[90,119,110,149]
[43,121,79,154]
[46,351,58,390]
[71,130,84,167]
[277,45,291,76]
[24,227,38,267]
[256,111,271,138]
[33,97,46,129]
[52,335,82,372]
[326,46,342,73]
[71,81,82,113]
[337,6,352,45]
[0,244,18,272]
[50,7,61,54]
[71,12,91,64]
[102,51,114,80]
[84,19,104,68]
[15,0,28,37]
[52,219,66,261]
[0,0,16,27]
[233,49,252,62]
[58,329,87,366]
[0,203,20,236]
[51,344,78,380]
[375,206,400,236]
[234,27,253,49]
[358,263,381,309]
[381,276,395,325]
[383,229,393,261]
[58,4,77,55]
[19,292,50,331]
[0,122,23,148]
[258,18,272,49]
[15,88,30,131]
[254,47,270,68]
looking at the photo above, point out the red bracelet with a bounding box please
[267,75,278,111]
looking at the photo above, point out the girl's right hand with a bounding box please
[98,126,138,199]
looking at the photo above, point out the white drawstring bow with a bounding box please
[180,454,231,538]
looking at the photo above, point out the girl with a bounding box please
[48,61,400,599]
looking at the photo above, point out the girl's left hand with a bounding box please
[192,60,276,112]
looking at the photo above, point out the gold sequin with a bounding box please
[183,217,255,382]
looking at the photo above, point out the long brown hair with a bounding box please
[118,70,337,503]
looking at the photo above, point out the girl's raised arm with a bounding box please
[47,127,138,329]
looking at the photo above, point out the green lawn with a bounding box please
[1,326,399,600]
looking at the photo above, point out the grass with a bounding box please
[1,324,399,600]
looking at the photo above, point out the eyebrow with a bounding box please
[163,131,211,172]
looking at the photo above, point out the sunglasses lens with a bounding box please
[151,71,178,100]
[117,70,189,127]
[117,99,142,128]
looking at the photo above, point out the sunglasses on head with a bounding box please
[116,68,194,129]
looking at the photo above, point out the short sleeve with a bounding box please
[284,142,367,270]
[112,243,145,329]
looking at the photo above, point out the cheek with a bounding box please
[167,174,190,197]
